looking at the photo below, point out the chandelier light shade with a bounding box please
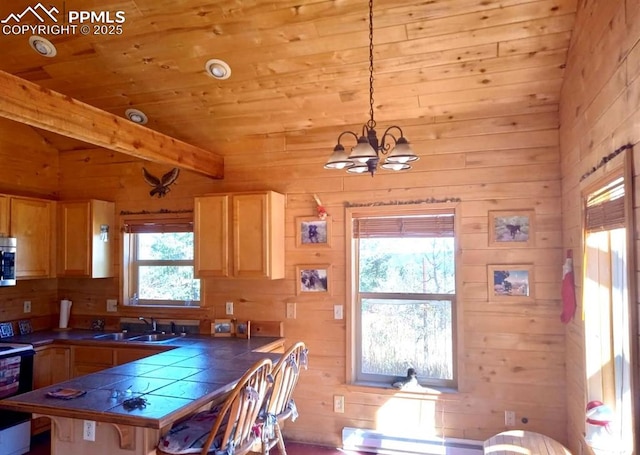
[324,0,419,176]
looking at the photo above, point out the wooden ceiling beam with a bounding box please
[0,70,223,179]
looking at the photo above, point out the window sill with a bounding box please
[118,305,208,320]
[346,382,458,397]
[124,304,201,309]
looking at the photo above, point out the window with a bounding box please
[123,218,200,306]
[348,207,457,388]
[582,154,635,453]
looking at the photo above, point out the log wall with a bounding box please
[7,0,629,440]
[53,105,565,446]
[0,118,59,328]
[559,0,640,453]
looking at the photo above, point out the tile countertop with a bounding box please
[0,330,284,430]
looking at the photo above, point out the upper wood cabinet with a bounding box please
[195,191,285,279]
[57,199,115,278]
[0,195,9,237]
[9,196,56,279]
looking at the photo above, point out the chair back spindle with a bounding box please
[260,341,308,455]
[157,357,272,455]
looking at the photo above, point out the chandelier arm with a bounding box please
[381,125,405,137]
[337,130,360,145]
[378,126,404,154]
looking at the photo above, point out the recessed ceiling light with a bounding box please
[125,108,148,124]
[28,35,57,57]
[205,59,231,80]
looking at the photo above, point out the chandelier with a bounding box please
[324,0,419,177]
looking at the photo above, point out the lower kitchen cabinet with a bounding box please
[70,345,113,378]
[32,346,70,435]
[114,346,164,365]
[70,345,166,377]
[33,346,71,389]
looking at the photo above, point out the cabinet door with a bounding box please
[90,200,115,278]
[233,192,285,279]
[31,345,69,437]
[33,346,70,389]
[50,347,71,383]
[194,195,229,277]
[10,197,55,278]
[233,193,269,278]
[57,200,114,278]
[58,201,91,276]
[114,347,162,365]
[70,346,113,378]
[0,195,9,237]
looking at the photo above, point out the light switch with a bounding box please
[225,301,233,315]
[334,305,343,319]
[106,299,117,312]
[286,302,296,319]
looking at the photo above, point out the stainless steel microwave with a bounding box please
[0,237,16,286]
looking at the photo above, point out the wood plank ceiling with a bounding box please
[0,0,577,159]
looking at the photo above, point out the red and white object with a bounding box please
[585,401,615,454]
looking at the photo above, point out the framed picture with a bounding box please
[212,319,234,337]
[296,265,331,295]
[0,322,13,338]
[18,320,32,335]
[235,320,251,339]
[296,216,332,247]
[487,264,534,302]
[488,210,535,247]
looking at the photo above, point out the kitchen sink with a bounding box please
[92,332,134,341]
[127,333,180,343]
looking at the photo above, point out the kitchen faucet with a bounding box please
[138,317,157,332]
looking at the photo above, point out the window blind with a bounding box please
[123,219,193,234]
[585,177,625,232]
[353,212,454,238]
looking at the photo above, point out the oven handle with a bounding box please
[0,349,35,359]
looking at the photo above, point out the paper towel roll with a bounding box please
[59,299,72,329]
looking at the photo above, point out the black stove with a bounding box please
[0,343,33,356]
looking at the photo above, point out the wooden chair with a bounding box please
[158,357,273,455]
[259,341,308,455]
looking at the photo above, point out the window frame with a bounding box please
[580,150,638,451]
[122,215,201,308]
[345,203,461,390]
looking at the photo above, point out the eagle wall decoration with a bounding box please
[142,167,180,198]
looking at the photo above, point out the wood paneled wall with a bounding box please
[0,118,58,198]
[559,1,640,454]
[0,118,59,328]
[54,102,565,445]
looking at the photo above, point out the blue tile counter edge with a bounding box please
[0,330,284,430]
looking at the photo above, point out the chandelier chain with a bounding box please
[367,0,376,129]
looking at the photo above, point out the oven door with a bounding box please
[0,348,34,431]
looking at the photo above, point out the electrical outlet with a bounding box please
[286,302,296,319]
[106,299,117,312]
[333,395,345,413]
[225,301,233,315]
[83,420,96,441]
[505,410,516,426]
[23,301,31,313]
[334,304,343,319]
